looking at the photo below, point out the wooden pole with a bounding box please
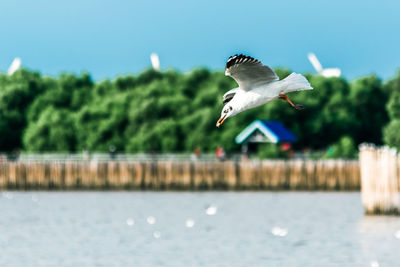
[360,144,400,215]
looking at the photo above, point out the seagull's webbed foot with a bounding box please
[279,94,305,110]
[294,104,305,110]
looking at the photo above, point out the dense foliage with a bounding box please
[383,71,400,150]
[0,67,399,155]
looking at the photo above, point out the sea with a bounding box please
[0,192,399,267]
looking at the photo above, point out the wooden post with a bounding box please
[360,144,400,215]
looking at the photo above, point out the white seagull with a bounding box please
[216,54,313,127]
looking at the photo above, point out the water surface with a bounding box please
[0,192,399,267]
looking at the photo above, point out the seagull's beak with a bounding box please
[216,114,227,128]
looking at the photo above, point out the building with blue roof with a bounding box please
[235,120,297,153]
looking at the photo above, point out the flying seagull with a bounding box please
[216,54,313,127]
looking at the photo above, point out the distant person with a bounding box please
[191,147,201,161]
[215,146,226,161]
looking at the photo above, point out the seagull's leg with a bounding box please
[279,94,305,110]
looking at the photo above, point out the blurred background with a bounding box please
[0,0,400,159]
[1,0,400,266]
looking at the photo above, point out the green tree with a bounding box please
[387,90,400,119]
[349,75,388,144]
[0,69,46,151]
[383,87,400,149]
[383,120,400,149]
[324,136,357,159]
[75,96,129,152]
[383,70,400,96]
[23,107,77,151]
[257,143,287,159]
[0,66,393,155]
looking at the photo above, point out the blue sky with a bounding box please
[1,0,399,80]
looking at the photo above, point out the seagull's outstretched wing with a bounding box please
[222,88,238,104]
[225,54,279,90]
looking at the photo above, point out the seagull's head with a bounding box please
[216,104,236,127]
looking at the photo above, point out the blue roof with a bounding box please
[235,120,297,144]
[261,121,297,142]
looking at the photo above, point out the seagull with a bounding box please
[216,54,313,127]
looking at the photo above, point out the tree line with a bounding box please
[0,67,399,157]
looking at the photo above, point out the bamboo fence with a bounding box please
[359,144,400,215]
[0,159,360,191]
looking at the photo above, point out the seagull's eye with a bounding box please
[224,109,228,114]
[229,106,233,111]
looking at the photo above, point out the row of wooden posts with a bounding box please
[0,160,360,190]
[1,147,399,215]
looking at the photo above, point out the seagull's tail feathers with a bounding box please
[280,72,313,94]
